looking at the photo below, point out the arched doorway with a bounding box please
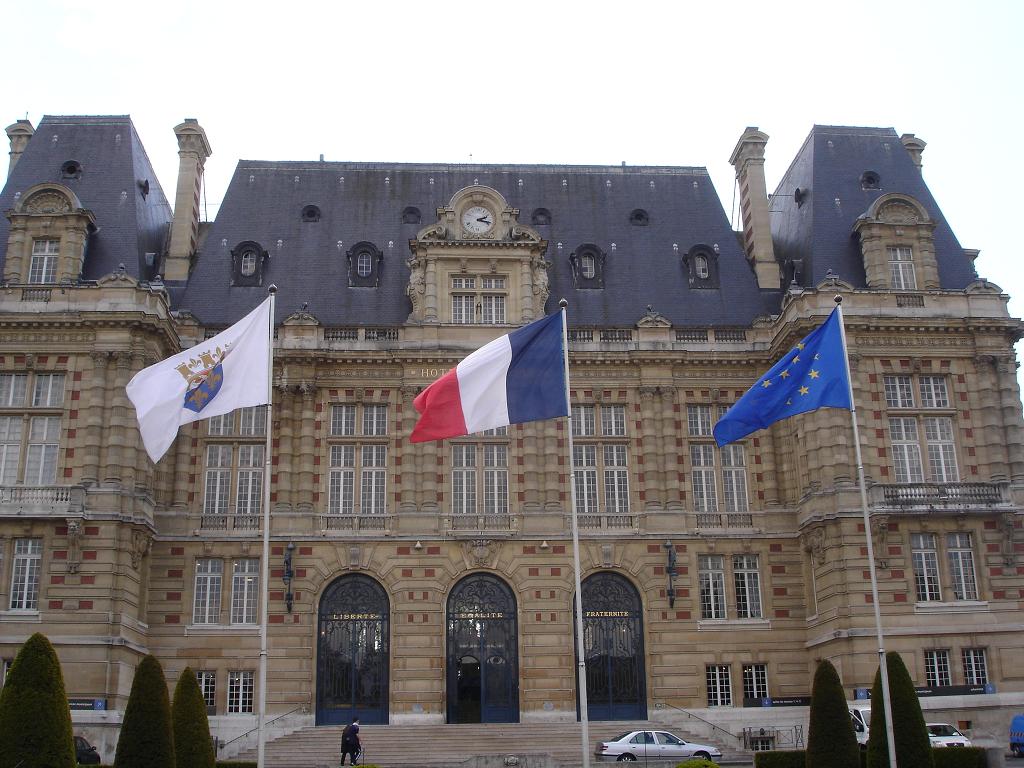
[446,573,519,723]
[577,571,647,720]
[317,574,390,724]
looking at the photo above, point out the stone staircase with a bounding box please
[236,721,753,768]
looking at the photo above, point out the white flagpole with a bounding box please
[834,295,898,768]
[559,299,591,768]
[256,285,277,768]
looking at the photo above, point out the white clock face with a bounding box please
[462,205,494,234]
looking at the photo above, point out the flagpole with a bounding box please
[834,295,898,768]
[257,285,276,768]
[559,299,591,768]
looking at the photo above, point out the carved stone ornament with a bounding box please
[348,544,362,569]
[418,222,447,241]
[24,190,72,214]
[803,527,827,566]
[877,200,920,225]
[870,516,889,568]
[1001,513,1017,567]
[637,305,671,328]
[510,224,541,243]
[464,539,497,568]
[130,530,151,570]
[66,518,83,574]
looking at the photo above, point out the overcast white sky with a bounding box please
[5,0,1024,370]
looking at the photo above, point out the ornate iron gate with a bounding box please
[446,573,519,723]
[577,572,647,720]
[317,574,390,725]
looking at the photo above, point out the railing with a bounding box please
[323,327,400,343]
[0,485,84,515]
[21,288,51,302]
[742,725,805,751]
[695,510,756,529]
[599,329,633,343]
[200,512,262,531]
[577,513,636,530]
[319,513,390,533]
[714,329,747,342]
[676,329,709,342]
[871,482,1008,509]
[655,701,743,746]
[896,293,925,307]
[446,513,516,532]
[219,705,307,753]
[567,330,593,343]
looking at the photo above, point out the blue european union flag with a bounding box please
[714,308,852,446]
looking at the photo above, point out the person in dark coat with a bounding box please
[340,716,361,766]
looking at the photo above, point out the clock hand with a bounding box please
[477,216,491,224]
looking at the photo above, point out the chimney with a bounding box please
[5,119,35,178]
[729,127,780,290]
[900,133,926,172]
[165,118,212,282]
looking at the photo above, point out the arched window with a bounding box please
[240,248,257,276]
[581,254,595,279]
[694,255,709,279]
[357,252,372,278]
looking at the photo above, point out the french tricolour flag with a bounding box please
[411,312,568,443]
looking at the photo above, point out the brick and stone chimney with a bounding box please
[5,119,34,178]
[164,119,212,282]
[729,127,780,290]
[901,133,926,172]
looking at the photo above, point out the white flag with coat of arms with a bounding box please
[126,297,272,463]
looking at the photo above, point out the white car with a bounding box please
[595,729,722,762]
[926,723,971,747]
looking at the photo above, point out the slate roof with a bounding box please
[769,125,977,289]
[0,116,172,283]
[179,161,782,328]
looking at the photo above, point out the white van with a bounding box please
[850,704,871,746]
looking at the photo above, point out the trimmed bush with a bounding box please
[755,751,807,768]
[806,659,859,768]
[675,759,718,768]
[931,747,987,768]
[0,632,76,768]
[114,655,175,768]
[172,666,216,768]
[866,651,934,768]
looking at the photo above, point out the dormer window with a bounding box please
[629,209,649,226]
[60,160,82,179]
[29,239,59,284]
[569,244,606,288]
[531,208,551,226]
[402,207,422,225]
[852,194,938,290]
[694,255,709,279]
[888,246,917,289]
[346,242,383,288]
[231,241,268,286]
[684,245,719,288]
[301,205,321,223]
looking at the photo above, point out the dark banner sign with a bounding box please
[854,683,994,700]
[744,696,812,707]
[68,699,106,711]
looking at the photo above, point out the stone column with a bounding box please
[101,353,133,486]
[274,386,295,510]
[638,388,660,506]
[296,383,316,514]
[423,258,439,323]
[81,352,110,486]
[995,355,1024,483]
[398,386,419,511]
[661,388,681,502]
[519,258,534,322]
[972,356,1008,482]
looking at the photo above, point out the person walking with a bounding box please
[340,716,361,766]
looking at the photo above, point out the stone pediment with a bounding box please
[636,305,671,328]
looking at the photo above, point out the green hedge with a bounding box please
[931,747,987,768]
[675,759,718,768]
[753,751,805,768]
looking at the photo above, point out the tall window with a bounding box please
[885,375,957,483]
[0,372,64,485]
[235,445,263,519]
[452,444,477,514]
[452,442,508,515]
[706,665,732,706]
[742,664,768,701]
[10,538,42,610]
[193,558,223,624]
[196,670,217,713]
[962,648,988,686]
[203,446,232,516]
[450,275,507,324]
[889,418,924,483]
[699,554,726,619]
[572,404,629,516]
[29,239,59,284]
[888,246,917,289]
[947,532,978,601]
[687,405,713,437]
[721,445,748,513]
[328,403,389,515]
[924,649,951,687]
[203,407,267,524]
[227,671,254,713]
[688,405,747,514]
[230,559,259,625]
[911,533,941,602]
[733,554,762,619]
[691,445,717,513]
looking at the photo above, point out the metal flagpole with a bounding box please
[257,285,277,768]
[559,299,591,768]
[834,294,898,768]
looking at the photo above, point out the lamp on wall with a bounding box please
[282,542,295,613]
[664,540,677,609]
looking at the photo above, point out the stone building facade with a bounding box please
[1,116,1022,756]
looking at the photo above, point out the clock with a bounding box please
[462,205,494,235]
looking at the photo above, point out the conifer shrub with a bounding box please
[806,659,859,768]
[754,752,806,768]
[172,666,216,768]
[866,651,933,768]
[114,655,175,768]
[931,747,987,768]
[0,632,76,768]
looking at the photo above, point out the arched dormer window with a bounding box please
[3,183,95,285]
[683,245,719,288]
[402,206,421,225]
[301,205,321,223]
[569,244,606,288]
[231,241,269,286]
[852,193,938,290]
[346,241,383,288]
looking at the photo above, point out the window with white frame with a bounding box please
[329,405,356,436]
[193,558,223,624]
[962,648,988,686]
[328,445,356,515]
[227,670,254,713]
[362,404,387,436]
[452,444,477,514]
[327,403,389,515]
[947,532,978,601]
[699,554,727,619]
[196,670,217,713]
[925,417,959,482]
[706,664,732,706]
[203,446,232,516]
[230,558,259,625]
[924,649,951,687]
[360,445,387,514]
[742,663,768,701]
[689,405,747,514]
[733,554,762,619]
[885,374,957,483]
[0,372,64,485]
[919,376,950,408]
[691,445,717,513]
[203,407,267,524]
[889,417,925,483]
[721,444,749,513]
[451,442,508,516]
[450,275,508,324]
[911,533,942,602]
[29,239,59,284]
[884,375,915,408]
[572,404,629,516]
[888,246,917,289]
[235,445,263,518]
[687,404,713,437]
[10,538,42,610]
